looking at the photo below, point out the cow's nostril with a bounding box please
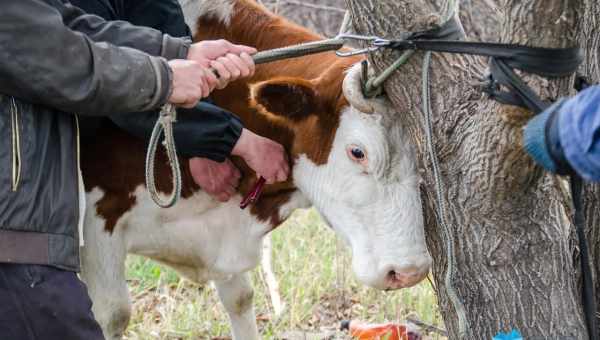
[387,270,409,284]
[387,266,416,280]
[383,265,427,289]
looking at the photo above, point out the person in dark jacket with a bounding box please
[69,0,255,202]
[524,85,600,181]
[0,1,289,339]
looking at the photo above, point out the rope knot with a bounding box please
[159,103,177,123]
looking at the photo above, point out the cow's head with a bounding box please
[250,62,431,290]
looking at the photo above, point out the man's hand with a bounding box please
[187,40,256,89]
[232,129,290,184]
[168,59,218,108]
[189,158,241,202]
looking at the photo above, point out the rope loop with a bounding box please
[145,103,182,208]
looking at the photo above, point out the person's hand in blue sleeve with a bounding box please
[523,85,600,181]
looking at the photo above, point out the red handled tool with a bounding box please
[240,177,266,209]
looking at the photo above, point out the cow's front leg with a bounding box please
[214,273,259,340]
[79,222,130,340]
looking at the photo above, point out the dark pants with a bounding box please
[0,263,105,340]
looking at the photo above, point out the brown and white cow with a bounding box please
[80,1,431,339]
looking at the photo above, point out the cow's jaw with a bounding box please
[293,107,432,290]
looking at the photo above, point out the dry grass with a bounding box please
[123,208,445,339]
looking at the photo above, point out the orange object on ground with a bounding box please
[340,320,421,340]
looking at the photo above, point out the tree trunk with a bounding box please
[346,0,589,338]
[459,0,499,42]
[578,0,600,334]
[259,0,346,37]
[583,183,600,336]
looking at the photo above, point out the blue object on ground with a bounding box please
[493,329,523,340]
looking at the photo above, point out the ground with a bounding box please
[122,209,445,339]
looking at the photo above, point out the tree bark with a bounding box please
[259,0,346,37]
[346,0,589,338]
[578,0,600,334]
[459,0,499,42]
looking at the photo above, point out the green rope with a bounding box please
[422,0,469,337]
[252,39,345,65]
[364,50,415,97]
[422,50,469,339]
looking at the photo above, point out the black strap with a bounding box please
[485,58,550,113]
[383,16,583,114]
[389,39,583,78]
[380,15,597,340]
[386,16,583,79]
[576,74,593,92]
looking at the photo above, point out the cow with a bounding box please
[79,1,432,339]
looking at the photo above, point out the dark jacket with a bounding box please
[0,0,189,271]
[70,0,244,161]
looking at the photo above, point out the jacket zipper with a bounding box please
[10,97,21,192]
[75,115,86,246]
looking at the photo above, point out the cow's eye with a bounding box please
[346,144,367,165]
[351,148,365,160]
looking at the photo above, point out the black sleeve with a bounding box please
[61,0,190,59]
[0,0,172,115]
[122,0,192,38]
[109,102,243,162]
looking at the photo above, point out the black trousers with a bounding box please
[0,263,105,340]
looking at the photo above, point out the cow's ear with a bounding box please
[250,77,320,122]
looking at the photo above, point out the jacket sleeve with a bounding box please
[0,0,172,115]
[110,102,243,162]
[555,85,600,181]
[61,0,190,60]
[121,0,193,39]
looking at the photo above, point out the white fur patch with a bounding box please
[179,0,235,36]
[278,191,310,221]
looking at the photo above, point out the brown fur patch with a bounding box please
[250,189,294,228]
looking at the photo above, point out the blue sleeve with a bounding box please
[557,85,600,181]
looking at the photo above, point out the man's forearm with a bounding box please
[61,1,190,60]
[0,0,171,115]
[110,102,243,162]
